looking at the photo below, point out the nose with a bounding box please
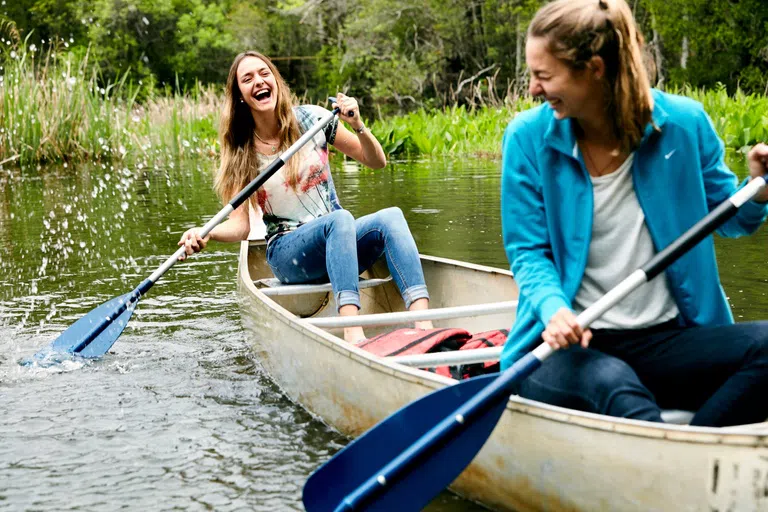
[529,77,543,97]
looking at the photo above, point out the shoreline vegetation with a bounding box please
[2,45,768,168]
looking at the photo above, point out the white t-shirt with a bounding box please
[245,104,340,242]
[248,204,267,240]
[572,153,679,329]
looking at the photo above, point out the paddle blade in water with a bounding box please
[43,292,139,358]
[302,373,506,512]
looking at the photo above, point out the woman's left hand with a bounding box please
[748,142,768,203]
[332,93,365,132]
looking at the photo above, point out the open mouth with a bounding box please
[254,89,271,102]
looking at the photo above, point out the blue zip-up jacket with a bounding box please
[500,89,767,370]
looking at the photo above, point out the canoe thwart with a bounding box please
[305,301,518,329]
[659,410,695,425]
[255,275,393,297]
[391,346,503,367]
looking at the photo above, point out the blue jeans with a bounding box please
[266,207,429,311]
[513,319,768,427]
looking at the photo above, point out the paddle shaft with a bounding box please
[336,175,768,511]
[147,106,341,286]
[70,107,340,354]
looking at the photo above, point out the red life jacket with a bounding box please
[458,329,509,379]
[357,328,471,379]
[356,328,509,380]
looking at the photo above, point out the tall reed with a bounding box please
[0,39,219,167]
[1,40,766,164]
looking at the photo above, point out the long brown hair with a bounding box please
[529,0,654,151]
[214,51,302,204]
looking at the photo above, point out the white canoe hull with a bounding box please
[237,240,768,511]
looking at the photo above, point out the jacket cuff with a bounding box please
[538,295,571,326]
[742,177,768,220]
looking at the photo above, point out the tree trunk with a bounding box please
[680,15,689,69]
[651,14,664,88]
[515,15,523,83]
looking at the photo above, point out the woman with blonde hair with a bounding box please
[179,51,432,342]
[501,0,768,426]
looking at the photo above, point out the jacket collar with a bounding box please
[543,89,669,159]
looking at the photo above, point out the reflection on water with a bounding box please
[0,152,765,510]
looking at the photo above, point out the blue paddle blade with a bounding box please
[303,373,506,512]
[42,291,139,358]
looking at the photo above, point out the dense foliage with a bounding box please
[2,0,767,112]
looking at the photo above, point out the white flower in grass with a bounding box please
[29,44,36,52]
[10,51,16,59]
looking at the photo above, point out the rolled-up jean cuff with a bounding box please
[336,290,361,312]
[403,285,429,310]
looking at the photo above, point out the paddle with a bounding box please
[31,104,345,361]
[303,175,768,512]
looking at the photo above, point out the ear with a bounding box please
[587,55,606,81]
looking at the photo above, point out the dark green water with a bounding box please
[0,153,765,511]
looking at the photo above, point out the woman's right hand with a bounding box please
[177,228,210,261]
[542,307,593,350]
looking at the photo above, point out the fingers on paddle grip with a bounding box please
[327,96,354,117]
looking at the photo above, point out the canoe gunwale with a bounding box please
[238,240,768,448]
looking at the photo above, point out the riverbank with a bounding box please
[2,46,767,166]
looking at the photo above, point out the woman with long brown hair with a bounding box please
[179,51,432,342]
[501,0,768,427]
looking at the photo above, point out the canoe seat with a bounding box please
[255,275,393,297]
[306,301,518,329]
[660,409,695,425]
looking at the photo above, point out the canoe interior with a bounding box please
[245,239,518,338]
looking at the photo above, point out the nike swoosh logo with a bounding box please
[665,150,676,159]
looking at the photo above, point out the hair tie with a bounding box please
[598,0,609,9]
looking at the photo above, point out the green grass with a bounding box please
[370,99,539,157]
[1,42,767,165]
[0,41,219,167]
[674,84,768,154]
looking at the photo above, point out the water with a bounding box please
[1,154,766,511]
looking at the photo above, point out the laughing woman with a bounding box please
[501,0,768,427]
[178,51,432,342]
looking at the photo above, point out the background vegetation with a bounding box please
[2,0,768,110]
[1,0,767,165]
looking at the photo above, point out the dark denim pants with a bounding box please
[514,319,768,427]
[266,207,429,311]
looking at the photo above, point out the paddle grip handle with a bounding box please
[328,96,354,117]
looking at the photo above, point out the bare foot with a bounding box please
[339,304,366,342]
[409,298,432,330]
[344,326,367,343]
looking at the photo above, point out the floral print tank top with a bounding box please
[255,105,341,242]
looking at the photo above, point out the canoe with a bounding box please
[236,239,768,512]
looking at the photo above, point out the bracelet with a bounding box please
[354,124,366,134]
